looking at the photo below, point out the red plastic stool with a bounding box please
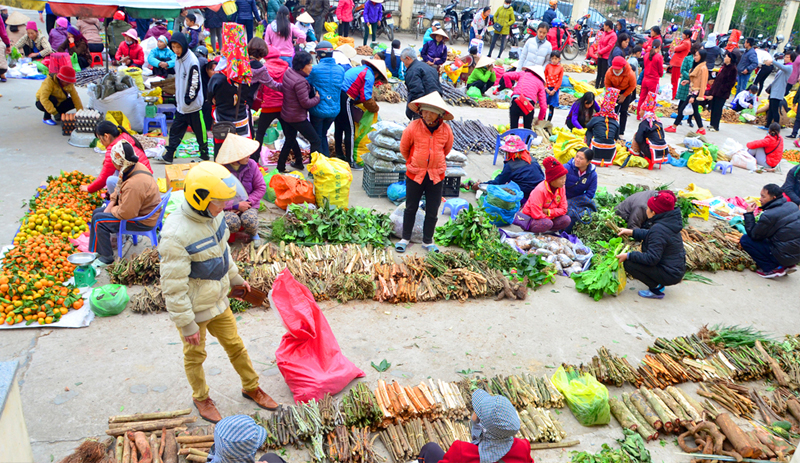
[90,52,104,67]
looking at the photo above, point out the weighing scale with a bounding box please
[144,95,159,118]
[67,252,98,288]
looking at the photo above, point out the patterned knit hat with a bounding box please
[208,415,268,463]
[597,87,619,120]
[642,91,659,127]
[472,389,520,463]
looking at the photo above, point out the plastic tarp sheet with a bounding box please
[48,0,224,18]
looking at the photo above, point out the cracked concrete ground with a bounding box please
[0,16,797,462]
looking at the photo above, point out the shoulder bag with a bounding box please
[212,83,243,141]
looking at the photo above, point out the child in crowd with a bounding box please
[731,84,758,111]
[148,35,177,77]
[627,45,641,77]
[747,122,784,171]
[513,156,570,233]
[545,51,564,122]
[184,13,200,49]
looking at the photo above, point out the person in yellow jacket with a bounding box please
[487,0,516,59]
[158,162,279,423]
[36,65,83,126]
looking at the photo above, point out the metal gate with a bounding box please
[588,0,645,29]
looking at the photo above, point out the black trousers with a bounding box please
[45,13,57,33]
[279,119,321,170]
[753,65,773,96]
[88,43,104,52]
[89,207,152,264]
[740,235,782,273]
[254,110,281,160]
[403,174,444,244]
[791,111,800,137]
[36,96,75,120]
[674,97,702,128]
[334,91,355,164]
[165,110,208,162]
[151,65,175,78]
[709,97,727,131]
[766,98,782,128]
[488,33,507,58]
[595,58,608,89]
[624,260,682,292]
[363,22,378,46]
[509,101,534,129]
[417,442,446,463]
[467,78,495,95]
[616,93,633,136]
[339,21,351,37]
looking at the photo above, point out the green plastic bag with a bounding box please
[551,366,610,426]
[706,144,718,162]
[165,191,184,216]
[71,52,81,72]
[263,168,279,203]
[466,86,482,99]
[90,284,130,317]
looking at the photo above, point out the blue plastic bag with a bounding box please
[387,180,406,202]
[667,154,688,168]
[483,181,524,226]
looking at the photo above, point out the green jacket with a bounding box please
[467,67,496,85]
[675,54,694,101]
[494,6,516,35]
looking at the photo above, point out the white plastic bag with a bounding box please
[683,104,694,116]
[721,137,744,156]
[89,86,146,132]
[391,202,424,242]
[731,151,757,171]
[140,37,158,64]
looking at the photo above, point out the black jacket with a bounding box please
[744,196,800,267]
[628,208,686,284]
[782,165,800,205]
[205,8,229,28]
[404,59,442,106]
[616,190,658,229]
[634,120,666,148]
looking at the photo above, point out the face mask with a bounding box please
[125,39,134,45]
[612,69,622,76]
[503,3,511,7]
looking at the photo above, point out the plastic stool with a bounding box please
[714,161,733,175]
[157,103,177,121]
[143,113,168,135]
[441,198,469,220]
[90,52,103,67]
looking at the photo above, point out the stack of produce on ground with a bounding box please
[267,202,393,247]
[373,378,469,427]
[571,429,651,462]
[74,67,108,87]
[441,81,479,107]
[571,237,629,301]
[502,231,593,275]
[446,120,499,153]
[129,284,166,314]
[445,150,468,177]
[363,121,407,173]
[15,206,89,244]
[108,248,160,286]
[375,83,403,103]
[395,82,409,101]
[783,150,800,162]
[562,64,595,73]
[681,225,755,271]
[356,45,374,56]
[560,93,577,106]
[379,417,470,463]
[462,374,565,410]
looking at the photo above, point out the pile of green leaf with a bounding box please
[433,205,496,251]
[472,238,557,289]
[571,430,651,463]
[710,325,775,347]
[571,237,629,301]
[269,199,392,247]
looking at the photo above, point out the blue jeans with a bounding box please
[311,115,336,156]
[239,18,254,41]
[637,69,644,85]
[737,72,751,95]
[740,234,780,272]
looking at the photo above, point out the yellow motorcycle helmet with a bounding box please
[184,161,247,211]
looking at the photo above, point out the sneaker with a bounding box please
[665,126,677,133]
[638,289,665,299]
[787,134,797,139]
[696,128,706,135]
[152,154,173,164]
[786,265,797,275]
[0,77,6,83]
[54,113,62,122]
[707,127,718,132]
[43,119,57,126]
[290,162,304,171]
[757,267,787,278]
[795,139,800,149]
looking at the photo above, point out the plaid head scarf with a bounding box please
[110,140,136,173]
[208,415,267,463]
[471,389,520,463]
[597,87,619,120]
[221,22,252,84]
[642,91,659,127]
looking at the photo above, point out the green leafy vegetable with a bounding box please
[270,199,392,247]
[571,237,629,301]
[433,204,496,251]
[711,325,775,347]
[371,359,391,372]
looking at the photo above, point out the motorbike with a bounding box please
[442,0,461,42]
[460,5,478,42]
[549,22,578,61]
[573,14,590,50]
[326,5,337,23]
[415,9,435,40]
[380,10,395,41]
[352,1,394,41]
[627,24,647,47]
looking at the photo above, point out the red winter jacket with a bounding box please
[502,70,548,121]
[88,133,153,193]
[440,439,534,463]
[747,134,784,168]
[115,41,145,66]
[670,38,690,68]
[400,118,453,184]
[336,0,354,22]
[642,34,662,55]
[597,30,616,59]
[522,179,568,220]
[255,50,290,112]
[642,51,664,83]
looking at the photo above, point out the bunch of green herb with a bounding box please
[571,444,634,463]
[433,204,497,251]
[617,429,651,463]
[269,199,392,246]
[572,207,625,252]
[675,196,700,225]
[711,325,775,348]
[571,237,629,301]
[471,238,556,289]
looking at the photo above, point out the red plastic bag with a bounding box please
[270,269,364,403]
[269,174,316,210]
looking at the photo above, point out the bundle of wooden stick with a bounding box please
[698,379,756,418]
[379,418,470,463]
[106,409,198,463]
[326,426,381,463]
[610,386,704,442]
[517,406,566,443]
[465,374,565,410]
[374,379,470,427]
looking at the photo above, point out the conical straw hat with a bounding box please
[296,11,314,23]
[408,92,454,121]
[475,56,495,69]
[215,133,260,165]
[431,29,449,41]
[362,58,390,81]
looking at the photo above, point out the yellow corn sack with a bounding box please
[322,32,340,47]
[122,67,145,91]
[308,152,353,208]
[552,127,587,164]
[325,22,338,33]
[687,150,714,174]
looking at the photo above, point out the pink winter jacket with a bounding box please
[597,30,616,59]
[502,70,548,121]
[336,0,354,22]
[265,21,306,57]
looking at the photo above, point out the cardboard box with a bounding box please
[165,164,195,191]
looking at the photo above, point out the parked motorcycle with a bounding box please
[461,4,478,42]
[550,20,578,60]
[415,8,435,41]
[442,0,461,42]
[352,1,394,41]
[573,14,590,50]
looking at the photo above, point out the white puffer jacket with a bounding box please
[159,201,245,336]
[517,37,552,71]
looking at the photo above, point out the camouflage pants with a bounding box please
[224,208,259,236]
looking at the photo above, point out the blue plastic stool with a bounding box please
[117,190,172,258]
[441,198,469,220]
[714,161,733,175]
[157,103,177,121]
[143,113,168,135]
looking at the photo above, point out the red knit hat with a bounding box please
[57,65,76,84]
[543,156,567,183]
[647,190,676,215]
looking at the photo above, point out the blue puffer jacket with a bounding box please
[147,46,177,69]
[235,0,262,21]
[308,57,345,118]
[205,8,229,28]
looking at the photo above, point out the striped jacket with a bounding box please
[159,201,245,336]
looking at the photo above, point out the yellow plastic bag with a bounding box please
[679,183,714,201]
[687,150,714,174]
[122,67,144,91]
[325,22,338,33]
[97,111,136,150]
[354,108,378,165]
[552,127,587,164]
[222,0,237,15]
[550,366,610,426]
[322,32,340,47]
[308,152,353,208]
[568,77,599,96]
[142,86,163,105]
[612,150,649,168]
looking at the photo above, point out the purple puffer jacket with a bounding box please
[225,159,266,210]
[364,0,383,23]
[280,67,321,123]
[49,26,69,51]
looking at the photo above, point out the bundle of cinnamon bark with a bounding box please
[373,379,469,427]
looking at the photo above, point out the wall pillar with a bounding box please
[715,0,737,34]
[775,0,799,50]
[399,0,413,31]
[572,0,590,20]
[643,0,667,29]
